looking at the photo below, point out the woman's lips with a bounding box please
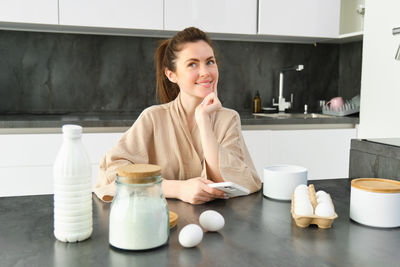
[196,80,212,88]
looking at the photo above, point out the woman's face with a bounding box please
[166,40,219,101]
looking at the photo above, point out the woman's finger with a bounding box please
[201,183,226,198]
[202,92,215,106]
[213,80,218,95]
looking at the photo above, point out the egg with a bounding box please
[294,184,309,196]
[315,202,335,217]
[317,194,331,204]
[294,200,313,216]
[178,224,203,248]
[294,193,310,203]
[316,190,328,199]
[199,210,225,232]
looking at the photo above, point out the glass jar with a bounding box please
[109,164,169,250]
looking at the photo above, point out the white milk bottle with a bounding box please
[53,124,93,242]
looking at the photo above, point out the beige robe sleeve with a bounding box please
[94,110,154,202]
[213,112,262,194]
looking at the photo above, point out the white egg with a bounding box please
[294,193,310,203]
[316,190,328,199]
[317,194,331,204]
[199,210,225,232]
[294,200,313,216]
[178,224,203,248]
[294,184,309,196]
[315,202,335,217]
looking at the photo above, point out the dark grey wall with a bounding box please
[338,41,362,100]
[0,30,362,114]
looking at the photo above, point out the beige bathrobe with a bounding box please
[94,94,261,201]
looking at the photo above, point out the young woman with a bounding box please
[95,27,261,204]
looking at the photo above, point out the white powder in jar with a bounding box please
[109,194,169,250]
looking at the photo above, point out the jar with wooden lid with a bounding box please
[109,164,169,250]
[350,178,400,228]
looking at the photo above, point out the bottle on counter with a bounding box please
[53,124,92,242]
[253,90,262,113]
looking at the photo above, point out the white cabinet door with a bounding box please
[165,0,257,34]
[267,129,357,180]
[59,0,163,30]
[258,0,340,38]
[242,130,269,181]
[0,0,58,24]
[0,132,123,197]
[339,0,364,35]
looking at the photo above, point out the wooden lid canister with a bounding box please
[351,178,400,193]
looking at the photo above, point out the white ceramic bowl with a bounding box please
[263,165,308,200]
[350,178,400,228]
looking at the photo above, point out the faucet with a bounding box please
[273,64,304,112]
[393,27,400,60]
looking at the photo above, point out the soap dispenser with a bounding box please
[253,90,262,113]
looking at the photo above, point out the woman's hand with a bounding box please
[178,177,227,204]
[195,82,222,124]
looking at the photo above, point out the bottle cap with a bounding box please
[62,124,83,138]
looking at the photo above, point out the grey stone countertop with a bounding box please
[0,111,359,129]
[1,179,399,267]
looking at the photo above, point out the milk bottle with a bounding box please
[53,124,92,242]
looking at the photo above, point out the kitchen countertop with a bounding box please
[0,112,359,132]
[1,179,399,267]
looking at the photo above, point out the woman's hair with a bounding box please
[154,27,214,103]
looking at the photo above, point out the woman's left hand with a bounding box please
[195,83,222,124]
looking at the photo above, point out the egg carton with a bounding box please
[322,101,359,116]
[291,184,338,229]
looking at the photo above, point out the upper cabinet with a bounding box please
[58,0,163,30]
[339,0,364,36]
[0,0,363,42]
[258,0,341,38]
[258,0,364,39]
[0,0,58,24]
[164,0,257,34]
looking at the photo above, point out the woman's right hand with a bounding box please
[178,177,227,204]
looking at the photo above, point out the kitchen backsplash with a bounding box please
[0,30,361,114]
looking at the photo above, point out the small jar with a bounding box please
[109,164,169,250]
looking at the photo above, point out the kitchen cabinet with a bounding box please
[0,0,58,25]
[1,126,356,196]
[0,132,123,197]
[242,128,357,181]
[58,0,163,30]
[339,0,364,36]
[258,0,364,38]
[164,0,257,34]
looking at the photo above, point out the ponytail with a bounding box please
[154,40,180,104]
[154,27,214,104]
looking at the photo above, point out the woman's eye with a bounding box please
[207,59,215,65]
[188,62,196,68]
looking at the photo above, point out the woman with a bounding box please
[95,27,261,204]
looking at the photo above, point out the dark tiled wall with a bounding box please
[338,41,362,100]
[0,30,362,114]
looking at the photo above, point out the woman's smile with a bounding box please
[196,80,213,88]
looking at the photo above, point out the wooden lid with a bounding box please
[116,164,161,184]
[169,211,178,229]
[351,178,400,193]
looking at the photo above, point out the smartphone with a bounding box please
[208,182,250,197]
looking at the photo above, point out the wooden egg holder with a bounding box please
[291,184,338,229]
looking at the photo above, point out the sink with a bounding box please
[252,113,335,119]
